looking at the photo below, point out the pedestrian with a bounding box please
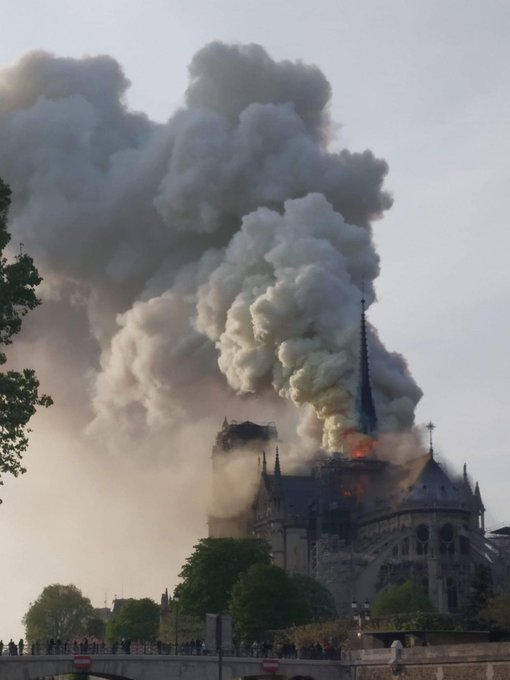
[18,639,24,656]
[0,640,3,656]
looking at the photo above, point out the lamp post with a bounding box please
[216,614,223,680]
[352,598,370,639]
[174,594,180,655]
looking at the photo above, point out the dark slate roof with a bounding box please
[490,526,510,536]
[398,454,472,511]
[267,474,316,518]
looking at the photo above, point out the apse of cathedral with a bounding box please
[208,300,510,617]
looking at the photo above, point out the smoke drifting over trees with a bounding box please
[0,41,421,456]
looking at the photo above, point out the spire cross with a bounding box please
[426,421,435,454]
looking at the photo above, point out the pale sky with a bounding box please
[1,0,509,641]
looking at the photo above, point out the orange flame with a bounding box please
[343,429,377,459]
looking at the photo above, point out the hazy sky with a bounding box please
[1,0,509,641]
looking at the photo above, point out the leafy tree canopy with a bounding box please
[23,584,95,641]
[86,615,106,640]
[289,573,336,622]
[105,598,160,642]
[159,600,203,644]
[178,537,271,618]
[482,591,510,631]
[229,563,308,641]
[466,564,493,623]
[372,580,435,618]
[0,177,52,492]
[277,620,350,651]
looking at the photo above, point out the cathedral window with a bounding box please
[446,577,458,610]
[416,524,429,555]
[460,535,470,555]
[392,544,399,557]
[439,524,455,555]
[402,537,410,555]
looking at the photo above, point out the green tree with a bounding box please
[159,600,203,644]
[466,564,493,623]
[105,598,160,641]
[229,563,306,640]
[290,573,337,622]
[86,614,106,639]
[482,591,510,630]
[279,620,350,651]
[178,537,271,618]
[372,580,435,617]
[0,178,52,492]
[23,584,95,641]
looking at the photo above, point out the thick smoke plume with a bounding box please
[0,42,421,455]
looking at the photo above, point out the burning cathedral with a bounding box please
[208,297,509,617]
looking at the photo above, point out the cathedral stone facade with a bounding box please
[208,303,508,616]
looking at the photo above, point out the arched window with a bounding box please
[446,577,458,610]
[439,524,455,555]
[416,524,429,555]
[402,537,410,556]
[460,535,470,555]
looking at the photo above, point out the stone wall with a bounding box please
[347,642,510,680]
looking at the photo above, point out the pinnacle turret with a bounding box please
[274,446,281,477]
[272,446,283,499]
[356,296,378,437]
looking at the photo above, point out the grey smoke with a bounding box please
[0,41,421,452]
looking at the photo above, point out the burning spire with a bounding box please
[344,295,379,459]
[356,295,378,438]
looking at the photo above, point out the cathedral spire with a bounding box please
[262,450,267,475]
[356,294,378,437]
[274,446,281,476]
[272,446,283,499]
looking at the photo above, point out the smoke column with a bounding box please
[0,42,421,461]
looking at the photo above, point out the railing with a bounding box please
[2,642,341,661]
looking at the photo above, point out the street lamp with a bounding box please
[174,594,180,655]
[352,598,370,638]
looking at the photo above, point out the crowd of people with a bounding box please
[0,635,340,661]
[0,639,24,655]
[0,637,320,680]
[0,637,205,656]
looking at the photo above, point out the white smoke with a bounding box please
[0,41,421,456]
